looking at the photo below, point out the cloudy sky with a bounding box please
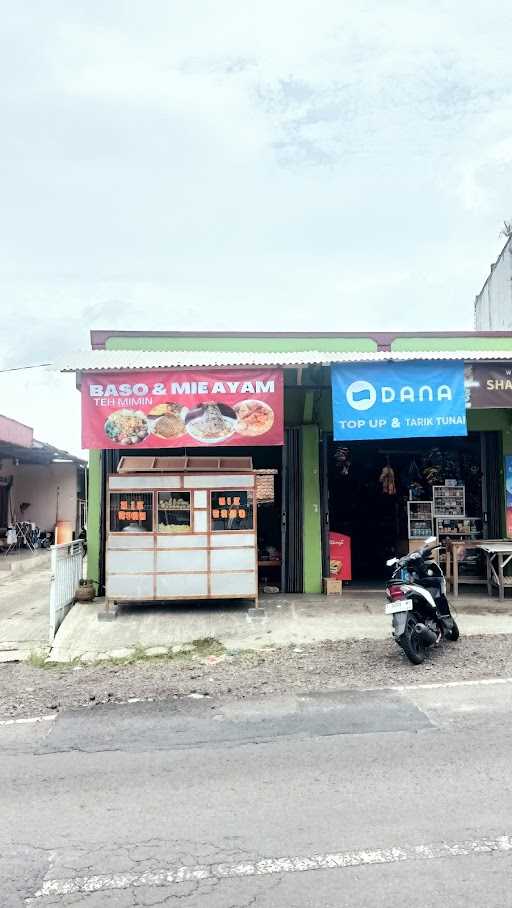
[1,1,512,454]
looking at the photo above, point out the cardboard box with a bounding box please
[323,577,342,596]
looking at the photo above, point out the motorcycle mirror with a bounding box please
[425,536,437,546]
[386,557,398,567]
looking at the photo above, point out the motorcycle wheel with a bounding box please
[447,620,459,642]
[400,618,427,665]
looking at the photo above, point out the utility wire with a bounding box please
[0,362,52,373]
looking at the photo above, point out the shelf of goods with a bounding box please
[407,501,434,540]
[436,517,482,540]
[432,485,465,517]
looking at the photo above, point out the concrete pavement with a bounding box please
[0,553,50,662]
[48,590,512,663]
[2,678,512,905]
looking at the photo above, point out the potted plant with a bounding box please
[75,579,95,602]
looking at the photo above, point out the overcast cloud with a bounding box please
[1,1,512,453]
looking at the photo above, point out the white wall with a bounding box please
[475,237,512,329]
[0,459,79,531]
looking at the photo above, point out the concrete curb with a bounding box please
[0,646,50,664]
[0,556,50,584]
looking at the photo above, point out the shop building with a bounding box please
[474,234,512,331]
[63,330,512,598]
[0,413,87,551]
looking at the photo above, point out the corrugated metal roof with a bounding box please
[56,349,512,371]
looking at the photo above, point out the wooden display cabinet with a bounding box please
[105,456,258,607]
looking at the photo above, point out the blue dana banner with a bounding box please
[332,361,467,441]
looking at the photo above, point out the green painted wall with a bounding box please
[302,425,322,593]
[318,387,333,432]
[284,390,306,427]
[467,409,510,433]
[463,409,509,536]
[87,450,102,591]
[392,337,512,351]
[106,333,512,355]
[106,335,377,353]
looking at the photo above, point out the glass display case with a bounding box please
[436,516,482,540]
[109,492,153,533]
[211,491,254,531]
[157,492,191,534]
[433,485,465,517]
[407,501,434,539]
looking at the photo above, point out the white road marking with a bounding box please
[0,714,57,727]
[27,834,512,900]
[392,677,512,692]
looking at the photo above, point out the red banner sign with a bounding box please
[81,369,284,449]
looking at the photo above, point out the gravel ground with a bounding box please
[1,634,512,719]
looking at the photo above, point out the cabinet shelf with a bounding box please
[407,501,434,540]
[432,485,465,517]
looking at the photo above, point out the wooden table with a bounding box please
[478,541,512,601]
[448,540,512,600]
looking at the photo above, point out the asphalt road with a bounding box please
[2,679,512,906]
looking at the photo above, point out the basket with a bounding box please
[255,471,276,503]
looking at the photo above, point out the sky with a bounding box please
[1,1,512,455]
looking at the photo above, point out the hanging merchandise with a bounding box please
[334,446,351,476]
[379,463,396,495]
[255,470,276,503]
[408,458,421,481]
[423,466,441,486]
[422,447,444,486]
[409,481,425,501]
[443,450,461,483]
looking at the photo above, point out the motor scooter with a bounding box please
[385,536,459,664]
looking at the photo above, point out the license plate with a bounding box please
[385,599,413,615]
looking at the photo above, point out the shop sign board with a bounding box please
[505,457,512,538]
[81,369,284,449]
[331,362,467,441]
[465,364,512,408]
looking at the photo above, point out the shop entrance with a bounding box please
[324,433,492,583]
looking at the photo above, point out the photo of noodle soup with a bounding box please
[185,403,237,443]
[235,400,274,437]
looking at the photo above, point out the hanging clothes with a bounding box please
[379,463,396,495]
[334,446,351,476]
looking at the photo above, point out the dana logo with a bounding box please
[346,380,453,411]
[346,380,377,411]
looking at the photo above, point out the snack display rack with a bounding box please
[105,455,258,606]
[436,516,482,540]
[407,501,434,540]
[432,485,465,517]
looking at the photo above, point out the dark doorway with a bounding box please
[326,434,484,581]
[0,479,11,526]
[481,431,504,539]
